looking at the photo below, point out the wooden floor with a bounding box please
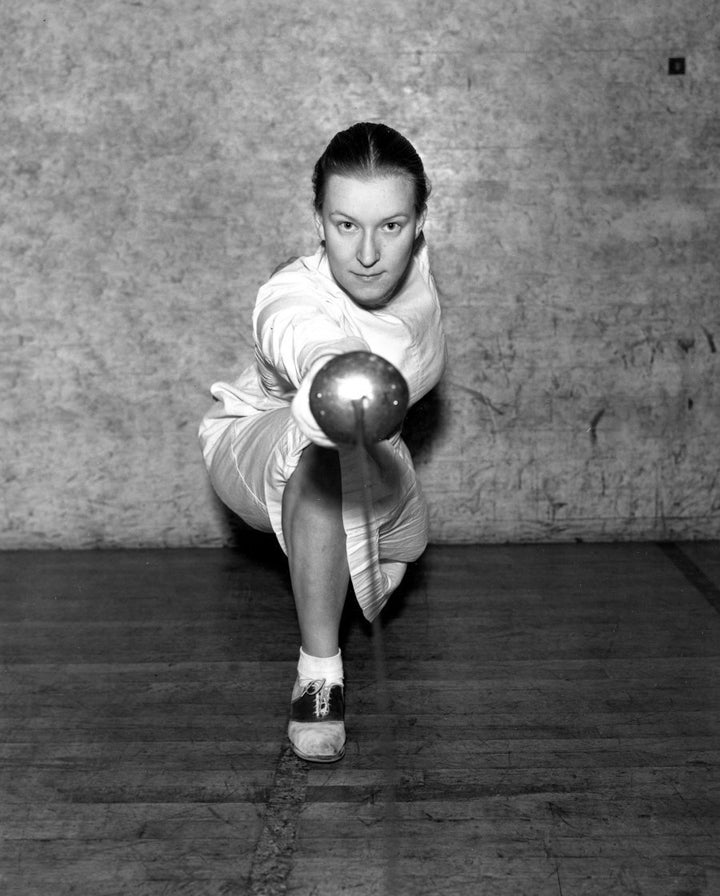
[1,541,719,895]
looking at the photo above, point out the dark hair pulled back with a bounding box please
[312,122,431,216]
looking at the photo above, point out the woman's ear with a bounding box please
[313,209,326,242]
[415,207,427,238]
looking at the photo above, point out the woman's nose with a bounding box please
[357,232,380,267]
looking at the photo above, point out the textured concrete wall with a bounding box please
[2,1,718,548]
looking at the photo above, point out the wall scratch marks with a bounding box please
[450,381,505,416]
[587,408,606,444]
[701,326,717,353]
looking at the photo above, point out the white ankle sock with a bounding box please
[297,647,344,686]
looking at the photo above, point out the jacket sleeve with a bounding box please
[255,294,368,447]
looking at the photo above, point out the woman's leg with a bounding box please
[282,444,349,762]
[282,444,349,656]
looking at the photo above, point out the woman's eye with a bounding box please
[384,222,401,232]
[338,221,355,232]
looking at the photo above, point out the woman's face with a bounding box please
[314,173,425,309]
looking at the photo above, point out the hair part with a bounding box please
[312,122,431,216]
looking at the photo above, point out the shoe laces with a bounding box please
[303,679,333,719]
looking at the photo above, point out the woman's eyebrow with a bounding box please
[328,209,410,221]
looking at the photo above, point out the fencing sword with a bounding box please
[310,351,409,893]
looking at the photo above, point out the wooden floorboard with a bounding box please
[1,542,719,895]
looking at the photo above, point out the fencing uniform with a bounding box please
[199,236,446,621]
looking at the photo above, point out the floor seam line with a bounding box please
[247,742,308,894]
[657,541,720,615]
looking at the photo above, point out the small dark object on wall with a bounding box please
[668,57,685,75]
